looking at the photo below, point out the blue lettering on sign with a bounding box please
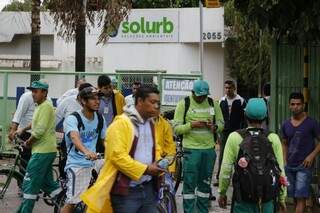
[164,94,185,103]
[164,79,194,91]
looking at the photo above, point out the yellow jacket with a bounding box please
[155,116,176,172]
[81,114,162,213]
[112,90,125,116]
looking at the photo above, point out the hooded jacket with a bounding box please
[155,115,176,172]
[81,105,162,213]
[111,90,125,117]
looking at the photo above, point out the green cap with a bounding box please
[245,98,267,120]
[27,80,49,90]
[193,80,210,96]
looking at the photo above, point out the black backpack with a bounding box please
[232,128,281,203]
[59,111,104,178]
[175,96,216,142]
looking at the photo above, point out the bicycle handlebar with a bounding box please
[85,153,104,160]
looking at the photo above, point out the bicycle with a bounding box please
[0,135,62,210]
[54,153,104,213]
[173,136,183,193]
[157,172,177,213]
[0,137,24,199]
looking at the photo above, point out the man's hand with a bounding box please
[24,140,32,149]
[191,121,207,129]
[8,130,16,142]
[218,195,227,208]
[279,202,287,213]
[206,121,218,133]
[303,153,315,168]
[84,151,97,161]
[144,162,166,176]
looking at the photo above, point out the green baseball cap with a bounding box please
[192,80,210,96]
[27,80,49,90]
[245,98,267,120]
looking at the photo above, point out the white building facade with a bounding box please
[0,7,225,99]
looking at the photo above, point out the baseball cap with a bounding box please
[27,80,49,90]
[245,98,267,120]
[78,86,103,99]
[193,80,210,96]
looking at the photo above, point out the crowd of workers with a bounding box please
[6,75,320,213]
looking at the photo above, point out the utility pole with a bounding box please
[199,1,204,79]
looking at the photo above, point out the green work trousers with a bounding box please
[17,152,61,213]
[183,148,216,213]
[233,201,274,213]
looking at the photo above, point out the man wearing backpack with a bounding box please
[218,98,287,212]
[61,86,106,213]
[55,83,93,179]
[281,92,320,213]
[174,80,224,213]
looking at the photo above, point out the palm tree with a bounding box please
[46,0,132,77]
[31,0,41,80]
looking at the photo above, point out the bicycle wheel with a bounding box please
[174,157,182,192]
[163,191,177,213]
[53,190,67,213]
[157,202,168,213]
[0,169,24,199]
[74,201,87,213]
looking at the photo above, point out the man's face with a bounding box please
[132,84,141,96]
[31,89,47,103]
[82,95,100,111]
[224,83,235,97]
[289,98,304,116]
[137,93,160,119]
[193,94,207,104]
[99,84,113,97]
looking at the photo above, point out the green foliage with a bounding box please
[2,0,48,11]
[2,0,32,11]
[230,0,320,44]
[224,0,271,93]
[132,0,199,8]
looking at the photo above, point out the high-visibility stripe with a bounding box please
[183,194,196,199]
[221,163,233,169]
[197,191,210,198]
[23,193,37,199]
[221,175,231,179]
[50,187,62,197]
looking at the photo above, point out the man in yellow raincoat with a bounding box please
[81,85,166,213]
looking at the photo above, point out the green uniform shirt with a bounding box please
[173,96,224,149]
[218,130,287,202]
[31,100,57,154]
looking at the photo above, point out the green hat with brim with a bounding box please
[245,98,267,120]
[27,81,49,90]
[193,80,210,96]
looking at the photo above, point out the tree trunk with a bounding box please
[75,0,86,84]
[31,0,41,81]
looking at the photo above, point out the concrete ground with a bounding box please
[1,148,317,212]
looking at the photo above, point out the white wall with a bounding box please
[103,42,224,98]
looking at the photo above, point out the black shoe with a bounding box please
[213,182,219,187]
[209,195,216,201]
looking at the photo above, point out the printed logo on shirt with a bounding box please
[191,107,212,114]
[80,129,98,143]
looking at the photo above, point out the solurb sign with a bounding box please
[109,10,179,43]
[122,17,174,34]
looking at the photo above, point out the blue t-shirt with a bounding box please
[63,110,106,169]
[281,116,320,167]
[98,97,114,127]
